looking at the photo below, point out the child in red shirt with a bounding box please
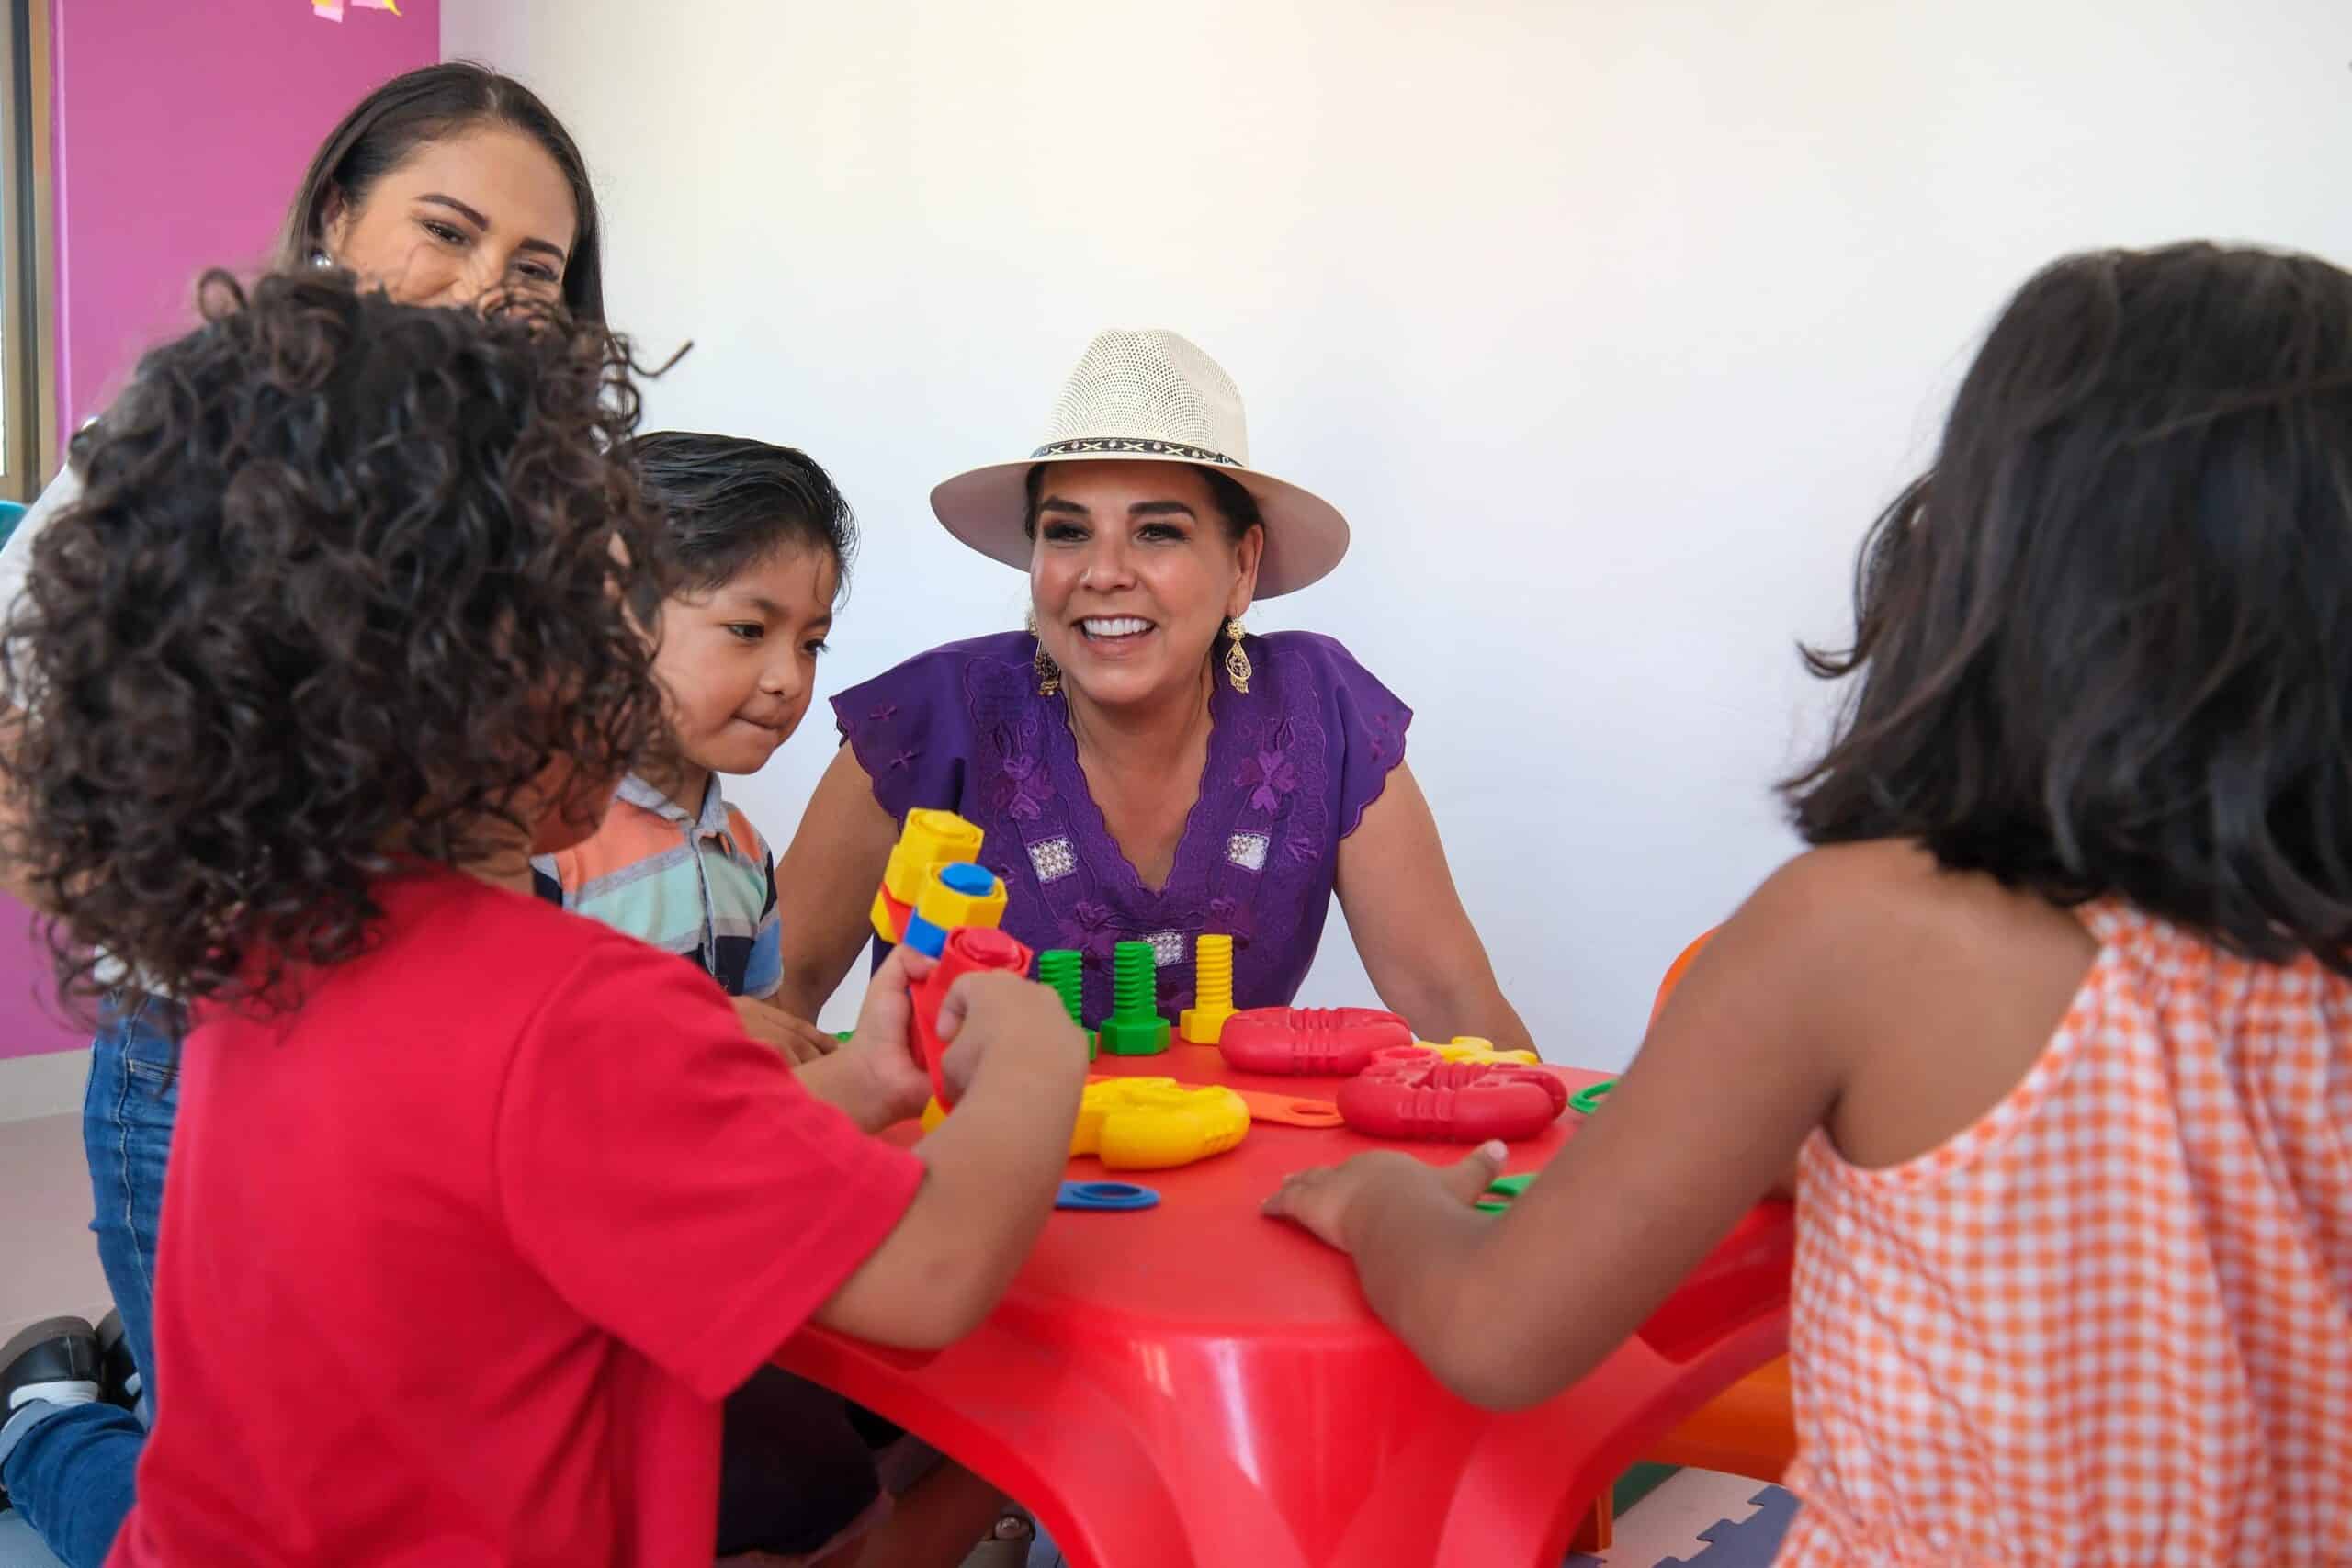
[1,270,1088,1568]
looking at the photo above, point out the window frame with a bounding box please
[0,0,56,503]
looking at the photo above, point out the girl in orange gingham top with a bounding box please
[1266,242,2352,1566]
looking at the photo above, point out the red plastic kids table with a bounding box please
[777,1043,1792,1568]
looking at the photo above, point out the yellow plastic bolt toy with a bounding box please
[1178,933,1238,1044]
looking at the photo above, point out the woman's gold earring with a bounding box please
[1224,618,1253,694]
[1030,617,1062,697]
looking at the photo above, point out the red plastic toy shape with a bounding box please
[911,927,1035,1107]
[1216,1006,1414,1077]
[1336,1048,1571,1142]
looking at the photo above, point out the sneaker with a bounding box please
[93,1311,141,1411]
[1,1319,100,1416]
[0,1317,102,1506]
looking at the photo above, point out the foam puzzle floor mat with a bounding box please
[1564,1472,1798,1567]
[1008,1471,1797,1567]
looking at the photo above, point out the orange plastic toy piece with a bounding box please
[1217,1006,1414,1076]
[1337,1048,1571,1142]
[1227,1087,1344,1128]
[1069,1077,1250,1170]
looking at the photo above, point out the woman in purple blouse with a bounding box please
[774,330,1534,1054]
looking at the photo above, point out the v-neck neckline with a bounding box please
[1047,675,1227,899]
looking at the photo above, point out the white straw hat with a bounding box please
[930,329,1351,598]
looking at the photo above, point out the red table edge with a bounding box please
[780,1294,1791,1568]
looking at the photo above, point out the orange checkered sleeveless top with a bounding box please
[1779,900,2352,1565]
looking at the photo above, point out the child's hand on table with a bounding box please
[1262,1142,1507,1252]
[729,994,840,1064]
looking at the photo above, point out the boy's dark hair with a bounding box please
[1786,242,2352,972]
[280,62,606,321]
[5,269,669,1013]
[629,432,856,598]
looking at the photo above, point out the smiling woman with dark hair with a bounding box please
[773,329,1535,1056]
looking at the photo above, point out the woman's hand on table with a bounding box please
[1263,1142,1507,1252]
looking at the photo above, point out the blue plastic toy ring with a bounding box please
[1055,1180,1160,1213]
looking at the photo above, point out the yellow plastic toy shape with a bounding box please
[920,1077,1250,1169]
[1413,1036,1542,1066]
[1070,1077,1249,1170]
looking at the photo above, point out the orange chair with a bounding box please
[1569,929,1794,1554]
[1639,928,1798,1482]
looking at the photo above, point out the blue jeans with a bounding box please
[0,996,178,1568]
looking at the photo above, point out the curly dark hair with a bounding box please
[3,268,669,1015]
[1786,242,2352,972]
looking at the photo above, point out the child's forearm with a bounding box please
[910,1053,1081,1312]
[1341,1169,1521,1404]
[812,1044,1082,1348]
[792,1050,901,1134]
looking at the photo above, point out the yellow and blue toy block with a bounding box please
[872,808,989,946]
[900,861,1009,957]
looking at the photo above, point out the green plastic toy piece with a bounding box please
[1037,948,1096,1061]
[1475,1172,1536,1214]
[1569,1079,1616,1116]
[1096,940,1171,1055]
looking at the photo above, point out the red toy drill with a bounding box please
[911,926,1035,1109]
[1336,1047,1571,1143]
[1216,1005,1415,1076]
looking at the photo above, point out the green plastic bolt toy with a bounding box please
[1037,948,1095,1061]
[1097,940,1171,1055]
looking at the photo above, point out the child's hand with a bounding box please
[933,971,1089,1100]
[729,995,839,1064]
[1262,1142,1507,1252]
[833,944,943,1126]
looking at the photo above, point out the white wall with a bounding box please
[447,0,2352,1063]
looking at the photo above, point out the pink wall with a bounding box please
[49,0,442,429]
[1,0,438,1060]
[0,894,79,1060]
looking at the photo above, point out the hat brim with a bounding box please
[930,453,1351,599]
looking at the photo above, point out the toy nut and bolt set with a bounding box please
[873,809,1610,1212]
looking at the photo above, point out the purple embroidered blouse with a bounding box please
[833,630,1412,1030]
